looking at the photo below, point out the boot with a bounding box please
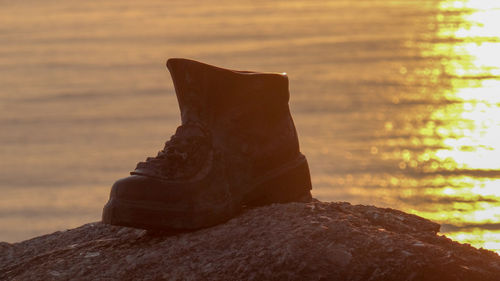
[102,58,312,230]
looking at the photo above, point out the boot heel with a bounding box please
[244,155,312,206]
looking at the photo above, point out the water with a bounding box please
[1,0,499,252]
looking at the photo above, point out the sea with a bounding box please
[1,0,500,253]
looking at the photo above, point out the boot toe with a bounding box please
[103,175,191,229]
[102,174,236,230]
[110,175,186,204]
[111,175,155,201]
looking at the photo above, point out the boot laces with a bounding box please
[136,123,209,178]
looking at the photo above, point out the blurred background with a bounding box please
[1,0,499,253]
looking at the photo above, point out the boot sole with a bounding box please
[102,196,237,230]
[102,154,312,230]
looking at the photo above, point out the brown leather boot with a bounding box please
[102,58,312,230]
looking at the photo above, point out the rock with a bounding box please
[1,200,499,281]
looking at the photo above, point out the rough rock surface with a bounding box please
[1,200,500,281]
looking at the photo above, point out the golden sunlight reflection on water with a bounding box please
[402,0,500,252]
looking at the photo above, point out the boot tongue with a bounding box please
[175,123,207,138]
